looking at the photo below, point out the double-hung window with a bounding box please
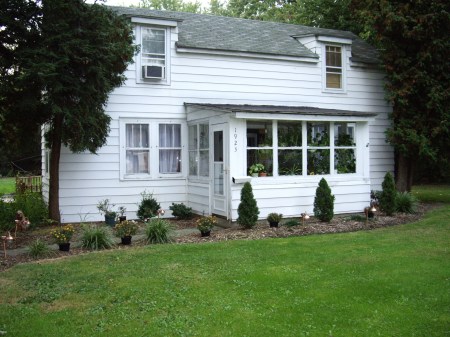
[325,45,342,89]
[126,124,150,174]
[159,124,181,174]
[141,27,166,79]
[121,120,182,179]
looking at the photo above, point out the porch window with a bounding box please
[188,123,209,177]
[159,124,181,174]
[246,120,358,177]
[247,121,273,175]
[334,122,356,174]
[307,122,330,175]
[278,121,302,176]
[126,124,150,174]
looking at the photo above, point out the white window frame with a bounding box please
[134,24,172,85]
[120,119,185,180]
[323,44,346,92]
[246,120,361,178]
[188,123,210,180]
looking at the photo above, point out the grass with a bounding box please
[0,177,15,195]
[412,184,450,203]
[0,206,448,336]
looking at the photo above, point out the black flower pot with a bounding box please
[119,216,126,223]
[200,230,211,237]
[269,221,279,228]
[121,236,132,245]
[59,242,70,252]
[105,214,116,227]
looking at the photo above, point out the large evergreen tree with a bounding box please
[0,0,136,222]
[352,0,450,191]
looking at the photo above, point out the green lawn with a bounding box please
[0,177,15,195]
[412,184,450,203]
[0,206,449,336]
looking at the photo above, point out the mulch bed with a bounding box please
[0,204,438,272]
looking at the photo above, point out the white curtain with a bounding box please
[159,124,181,173]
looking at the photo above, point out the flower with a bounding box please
[50,225,75,244]
[196,216,217,233]
[114,220,139,238]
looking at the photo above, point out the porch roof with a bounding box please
[184,103,378,118]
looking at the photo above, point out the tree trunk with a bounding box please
[48,114,63,223]
[395,152,414,192]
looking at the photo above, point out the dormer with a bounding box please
[131,16,180,85]
[294,34,353,92]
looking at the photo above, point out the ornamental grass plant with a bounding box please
[80,224,115,250]
[27,239,51,259]
[145,218,173,244]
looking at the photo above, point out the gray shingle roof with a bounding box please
[185,103,378,117]
[113,6,379,64]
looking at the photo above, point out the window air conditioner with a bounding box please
[142,65,165,79]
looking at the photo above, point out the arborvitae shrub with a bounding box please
[313,178,335,222]
[237,182,259,229]
[380,172,396,216]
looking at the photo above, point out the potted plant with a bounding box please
[50,224,75,251]
[114,220,139,245]
[266,212,283,227]
[117,206,127,222]
[196,215,217,237]
[248,163,265,177]
[97,199,117,226]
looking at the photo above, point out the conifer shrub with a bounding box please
[380,172,397,216]
[169,203,193,220]
[137,191,160,220]
[237,182,259,229]
[313,178,335,222]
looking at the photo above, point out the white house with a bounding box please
[42,7,394,223]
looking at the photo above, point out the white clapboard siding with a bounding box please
[53,27,393,223]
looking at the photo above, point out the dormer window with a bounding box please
[325,45,342,89]
[142,28,166,80]
[132,16,178,85]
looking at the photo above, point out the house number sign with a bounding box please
[234,128,238,152]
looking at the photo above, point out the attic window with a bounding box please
[325,46,342,89]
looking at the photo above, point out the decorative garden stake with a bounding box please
[157,209,165,218]
[301,212,310,226]
[1,232,14,258]
[365,205,377,223]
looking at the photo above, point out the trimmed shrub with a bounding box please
[81,225,115,250]
[145,219,173,244]
[313,178,335,222]
[380,172,396,216]
[169,203,193,220]
[137,191,160,220]
[396,191,418,213]
[27,239,51,258]
[283,219,300,227]
[237,182,259,229]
